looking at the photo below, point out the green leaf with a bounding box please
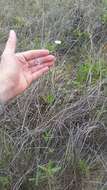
[43,94,55,104]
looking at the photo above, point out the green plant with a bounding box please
[29,160,61,186]
[12,16,25,27]
[73,57,107,87]
[78,159,89,175]
[38,161,61,178]
[45,42,57,52]
[42,93,55,104]
[42,130,52,142]
[0,176,11,190]
[102,0,107,6]
[74,29,90,41]
[0,31,5,39]
[100,12,107,24]
[34,37,41,49]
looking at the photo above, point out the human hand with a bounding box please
[0,30,55,103]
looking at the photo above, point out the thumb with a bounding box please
[4,30,17,54]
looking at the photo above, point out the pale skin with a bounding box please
[0,30,55,103]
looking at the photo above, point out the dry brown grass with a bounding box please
[0,0,107,190]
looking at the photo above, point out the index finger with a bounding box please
[16,49,49,61]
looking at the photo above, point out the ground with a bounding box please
[0,0,107,190]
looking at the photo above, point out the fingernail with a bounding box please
[9,30,15,37]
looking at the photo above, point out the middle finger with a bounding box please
[28,55,55,67]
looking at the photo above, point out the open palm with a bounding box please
[0,30,55,102]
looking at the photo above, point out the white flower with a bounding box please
[54,40,62,45]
